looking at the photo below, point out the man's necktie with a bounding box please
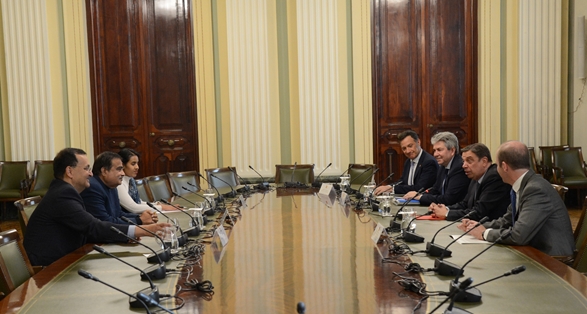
[441,168,449,195]
[129,178,141,204]
[408,161,416,185]
[510,189,517,225]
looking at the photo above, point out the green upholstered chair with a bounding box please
[539,145,568,182]
[0,229,35,300]
[348,164,376,185]
[0,161,30,218]
[27,160,54,197]
[135,178,153,202]
[14,196,42,236]
[551,147,587,206]
[274,164,314,184]
[528,147,540,174]
[167,171,200,196]
[205,167,239,189]
[144,175,173,202]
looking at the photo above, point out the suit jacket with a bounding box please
[24,179,130,266]
[419,154,470,206]
[484,170,575,256]
[81,176,141,225]
[446,164,511,221]
[394,150,439,194]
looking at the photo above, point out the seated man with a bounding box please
[459,141,574,257]
[429,143,511,221]
[81,151,156,225]
[374,130,438,195]
[23,148,169,266]
[404,131,470,206]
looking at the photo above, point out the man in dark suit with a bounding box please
[24,148,169,266]
[405,132,470,206]
[429,143,511,221]
[81,151,157,225]
[374,130,438,195]
[460,141,575,257]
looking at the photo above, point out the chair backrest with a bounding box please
[205,167,239,189]
[0,229,34,298]
[0,161,30,196]
[275,164,315,184]
[28,160,54,197]
[528,147,539,174]
[551,147,587,181]
[166,171,200,196]
[348,164,376,185]
[135,178,153,202]
[144,175,173,202]
[14,196,42,236]
[539,145,568,182]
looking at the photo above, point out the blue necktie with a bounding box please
[510,189,517,225]
[128,178,141,204]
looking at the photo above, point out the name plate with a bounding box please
[318,183,336,206]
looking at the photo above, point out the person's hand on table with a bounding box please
[374,185,393,195]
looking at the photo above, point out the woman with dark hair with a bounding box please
[116,148,175,213]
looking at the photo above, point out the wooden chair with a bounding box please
[205,167,239,189]
[551,184,569,201]
[274,164,315,184]
[0,161,30,219]
[14,196,42,236]
[0,229,35,300]
[539,145,568,182]
[143,175,173,202]
[134,178,153,202]
[27,160,54,197]
[347,164,377,185]
[551,147,587,207]
[166,171,200,196]
[528,147,540,174]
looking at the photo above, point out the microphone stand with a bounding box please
[388,187,427,231]
[433,217,489,276]
[284,162,307,188]
[429,277,474,314]
[449,231,513,302]
[374,172,395,189]
[426,210,478,257]
[210,173,238,198]
[197,172,225,202]
[92,245,160,307]
[137,292,174,314]
[147,202,196,240]
[333,165,352,191]
[109,226,167,279]
[227,166,251,193]
[312,162,332,188]
[121,217,171,261]
[399,211,433,243]
[78,269,152,313]
[347,167,374,194]
[178,188,215,218]
[249,165,270,190]
[354,168,379,200]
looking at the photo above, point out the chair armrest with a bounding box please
[551,166,564,184]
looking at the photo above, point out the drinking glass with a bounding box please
[163,226,179,254]
[401,209,417,232]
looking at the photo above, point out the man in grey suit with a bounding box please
[460,141,574,257]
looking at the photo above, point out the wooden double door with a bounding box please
[86,0,198,177]
[372,0,478,182]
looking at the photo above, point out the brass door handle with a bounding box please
[167,140,175,146]
[119,141,126,148]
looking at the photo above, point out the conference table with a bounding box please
[2,187,587,313]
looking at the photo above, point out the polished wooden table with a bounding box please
[2,188,587,313]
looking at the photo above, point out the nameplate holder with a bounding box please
[318,183,336,206]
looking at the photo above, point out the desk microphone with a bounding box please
[109,226,167,279]
[121,217,171,262]
[374,173,395,189]
[197,172,224,202]
[348,166,374,190]
[284,162,307,188]
[449,231,513,302]
[426,210,478,257]
[400,211,433,243]
[249,165,270,190]
[147,202,198,238]
[312,162,332,187]
[429,277,474,314]
[227,166,251,192]
[92,245,160,305]
[433,217,489,276]
[389,187,428,231]
[210,173,238,198]
[177,188,215,217]
[78,269,152,313]
[137,292,174,314]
